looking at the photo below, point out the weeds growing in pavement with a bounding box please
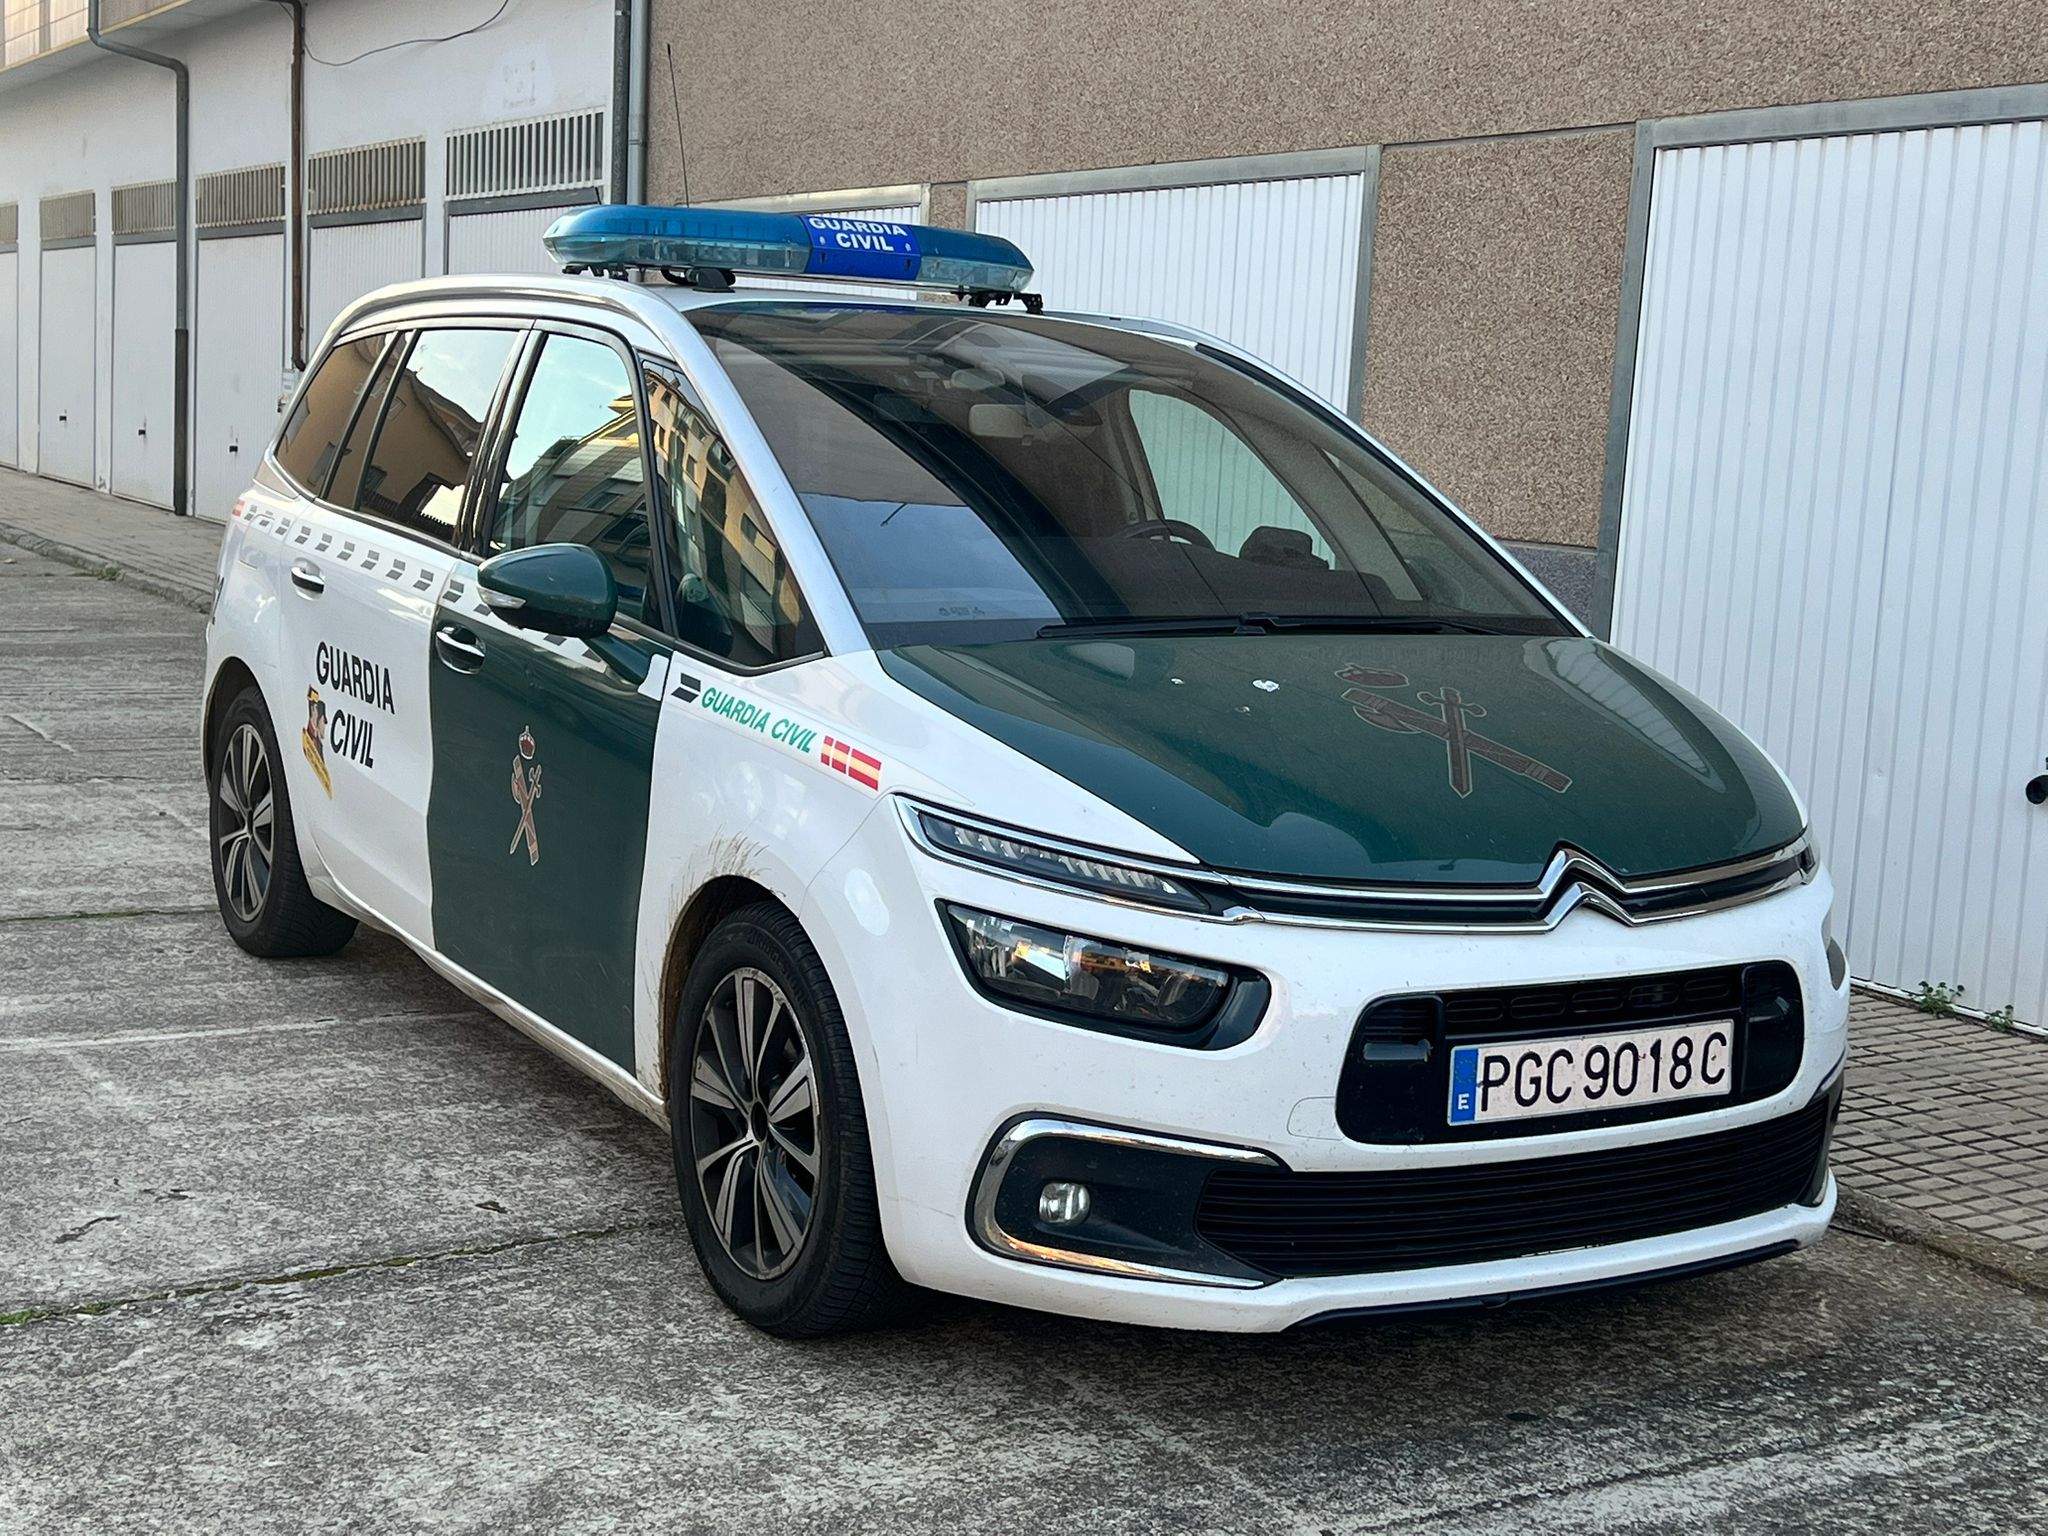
[1910,980,1966,1016]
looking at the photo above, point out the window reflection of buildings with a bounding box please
[500,393,646,560]
[361,362,488,531]
[647,376,795,640]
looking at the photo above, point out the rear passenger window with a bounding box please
[485,334,658,624]
[352,328,519,543]
[272,335,387,495]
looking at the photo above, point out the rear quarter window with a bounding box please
[272,335,387,496]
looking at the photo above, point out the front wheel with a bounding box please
[208,684,357,958]
[668,903,910,1336]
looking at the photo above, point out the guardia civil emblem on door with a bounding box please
[510,726,542,865]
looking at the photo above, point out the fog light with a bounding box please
[1037,1181,1092,1227]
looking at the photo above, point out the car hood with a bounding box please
[879,633,1804,886]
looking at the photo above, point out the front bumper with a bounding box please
[800,801,1849,1332]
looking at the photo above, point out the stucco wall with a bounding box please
[647,0,2048,200]
[1363,128,1636,549]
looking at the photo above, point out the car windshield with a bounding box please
[686,303,1566,648]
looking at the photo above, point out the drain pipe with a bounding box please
[89,0,190,516]
[282,0,307,371]
[626,0,649,202]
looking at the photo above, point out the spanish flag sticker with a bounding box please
[820,735,882,792]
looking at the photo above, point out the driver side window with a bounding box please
[645,363,819,667]
[1126,391,1332,568]
[485,333,657,624]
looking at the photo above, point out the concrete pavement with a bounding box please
[5,494,2048,1531]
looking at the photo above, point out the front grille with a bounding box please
[1335,962,1804,1144]
[1196,1092,1835,1278]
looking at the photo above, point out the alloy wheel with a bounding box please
[688,966,821,1280]
[215,722,276,924]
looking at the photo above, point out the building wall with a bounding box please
[0,0,612,501]
[645,0,2048,593]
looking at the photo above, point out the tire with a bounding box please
[208,683,357,959]
[668,902,911,1337]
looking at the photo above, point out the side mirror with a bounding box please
[478,543,617,639]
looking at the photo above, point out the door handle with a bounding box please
[435,623,485,671]
[288,560,325,596]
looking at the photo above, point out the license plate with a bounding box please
[1447,1020,1735,1126]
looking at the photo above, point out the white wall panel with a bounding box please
[0,251,17,467]
[447,203,582,276]
[1612,121,2048,1024]
[110,241,175,507]
[975,175,1368,408]
[36,246,95,486]
[308,218,423,350]
[195,234,285,522]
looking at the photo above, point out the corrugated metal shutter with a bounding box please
[0,245,18,468]
[444,110,606,277]
[1611,120,2048,1023]
[447,204,579,276]
[974,173,1369,408]
[309,219,423,345]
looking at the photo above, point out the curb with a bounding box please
[1838,1184,2048,1296]
[0,522,213,614]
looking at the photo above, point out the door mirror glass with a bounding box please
[477,543,618,639]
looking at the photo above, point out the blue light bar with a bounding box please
[542,204,1035,295]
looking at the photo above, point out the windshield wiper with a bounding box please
[1036,613,1519,640]
[1238,612,1522,636]
[1035,615,1256,640]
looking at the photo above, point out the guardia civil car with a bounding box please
[202,206,1846,1336]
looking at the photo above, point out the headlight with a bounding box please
[913,809,1211,913]
[942,905,1263,1046]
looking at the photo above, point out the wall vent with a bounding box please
[0,203,17,246]
[196,163,286,229]
[40,190,95,243]
[447,108,606,202]
[308,137,426,216]
[113,178,176,236]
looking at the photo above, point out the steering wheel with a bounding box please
[1116,518,1216,551]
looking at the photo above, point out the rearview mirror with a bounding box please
[477,543,617,639]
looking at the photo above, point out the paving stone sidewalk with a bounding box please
[0,468,223,610]
[3,465,2043,1291]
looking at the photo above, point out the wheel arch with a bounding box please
[203,654,265,781]
[656,875,792,1100]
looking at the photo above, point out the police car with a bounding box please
[202,205,1846,1336]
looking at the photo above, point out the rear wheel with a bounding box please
[668,903,910,1336]
[208,684,357,958]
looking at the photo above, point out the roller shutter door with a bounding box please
[308,218,423,351]
[0,249,17,468]
[110,240,176,507]
[37,246,95,487]
[194,234,285,522]
[974,173,1369,409]
[1611,119,2048,1024]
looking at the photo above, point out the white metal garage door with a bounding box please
[974,173,1369,409]
[111,241,175,507]
[195,234,285,523]
[1612,119,2048,1024]
[0,250,17,468]
[447,203,583,276]
[308,218,422,351]
[38,247,96,487]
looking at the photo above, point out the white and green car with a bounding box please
[202,207,1846,1335]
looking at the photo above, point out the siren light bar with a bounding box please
[542,204,1039,305]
